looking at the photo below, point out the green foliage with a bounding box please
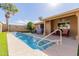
[0,3,19,20]
[27,22,35,33]
[0,32,8,56]
[0,3,19,31]
[0,3,19,15]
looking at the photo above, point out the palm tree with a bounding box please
[0,3,19,31]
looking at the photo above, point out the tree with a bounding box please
[0,3,19,31]
[27,22,35,33]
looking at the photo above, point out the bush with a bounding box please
[27,22,35,33]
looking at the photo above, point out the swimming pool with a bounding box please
[13,32,55,50]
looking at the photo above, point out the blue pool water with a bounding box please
[13,32,55,50]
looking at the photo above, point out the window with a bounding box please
[58,22,70,29]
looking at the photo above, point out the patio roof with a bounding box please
[34,21,43,25]
[43,8,79,21]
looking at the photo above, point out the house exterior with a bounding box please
[43,8,79,40]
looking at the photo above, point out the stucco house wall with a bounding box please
[44,21,51,35]
[70,15,77,37]
[43,8,79,40]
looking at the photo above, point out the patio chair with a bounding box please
[53,29,70,37]
[62,29,70,37]
[36,28,42,34]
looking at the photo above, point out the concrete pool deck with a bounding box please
[7,33,78,56]
[7,33,47,56]
[28,33,78,56]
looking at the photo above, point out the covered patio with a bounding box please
[43,8,79,41]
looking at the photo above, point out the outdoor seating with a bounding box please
[62,29,70,37]
[36,28,42,34]
[53,29,70,37]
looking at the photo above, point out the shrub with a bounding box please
[27,22,35,33]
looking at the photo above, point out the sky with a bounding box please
[0,3,79,25]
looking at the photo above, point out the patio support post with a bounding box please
[43,20,51,36]
[43,20,46,36]
[76,12,79,41]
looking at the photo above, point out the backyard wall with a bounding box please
[2,24,28,32]
[0,23,2,32]
[9,25,27,32]
[2,24,7,32]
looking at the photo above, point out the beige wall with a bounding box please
[70,15,77,37]
[35,24,40,29]
[51,20,54,32]
[2,24,7,32]
[44,21,51,35]
[0,23,2,32]
[9,25,27,32]
[34,22,44,29]
[51,19,60,31]
[2,24,28,32]
[76,12,79,40]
